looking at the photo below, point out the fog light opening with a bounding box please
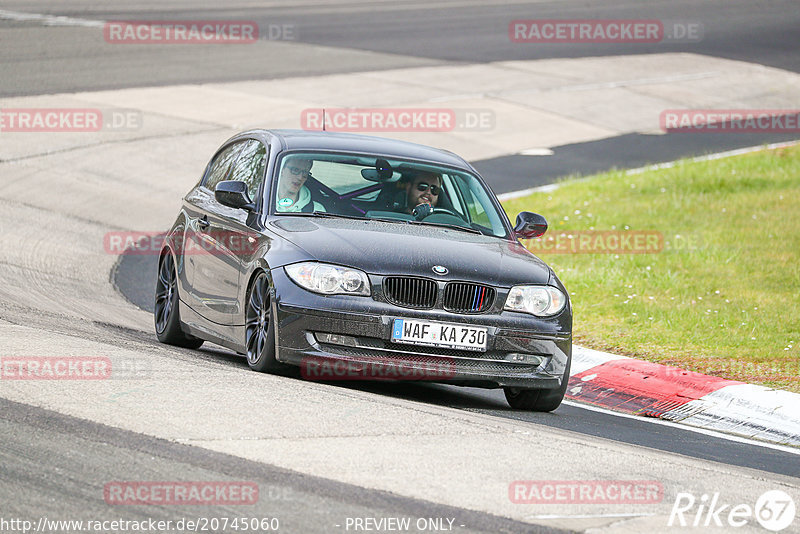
[506,353,545,366]
[314,332,358,347]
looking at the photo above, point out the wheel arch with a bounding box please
[240,261,274,325]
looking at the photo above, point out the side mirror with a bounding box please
[514,211,547,239]
[215,180,255,211]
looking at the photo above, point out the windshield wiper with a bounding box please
[369,216,414,225]
[285,212,484,235]
[284,212,414,226]
[407,220,483,235]
[290,212,365,221]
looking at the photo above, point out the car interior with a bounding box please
[275,154,505,237]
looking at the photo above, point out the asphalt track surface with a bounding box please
[112,255,800,480]
[1,0,799,97]
[2,1,800,532]
[0,398,555,534]
[474,130,800,195]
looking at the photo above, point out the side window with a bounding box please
[441,174,467,219]
[458,175,506,236]
[204,142,243,192]
[230,140,267,201]
[451,174,492,229]
[466,197,491,227]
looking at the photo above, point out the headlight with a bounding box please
[504,285,566,316]
[284,262,370,296]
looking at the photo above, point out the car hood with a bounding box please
[267,216,552,287]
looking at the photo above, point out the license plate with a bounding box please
[391,318,487,352]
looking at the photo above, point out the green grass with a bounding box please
[502,145,800,391]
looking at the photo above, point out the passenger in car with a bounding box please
[275,157,326,212]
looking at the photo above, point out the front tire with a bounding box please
[154,252,204,349]
[245,271,289,374]
[504,357,571,412]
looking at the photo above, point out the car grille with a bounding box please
[443,282,495,313]
[379,339,502,360]
[383,277,437,309]
[317,344,539,375]
[321,335,546,364]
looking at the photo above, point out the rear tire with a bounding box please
[154,252,204,349]
[504,357,571,412]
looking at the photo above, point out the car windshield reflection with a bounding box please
[271,152,509,238]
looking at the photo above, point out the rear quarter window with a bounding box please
[203,142,244,192]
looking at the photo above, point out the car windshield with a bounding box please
[270,152,509,238]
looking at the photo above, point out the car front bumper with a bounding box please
[272,270,572,389]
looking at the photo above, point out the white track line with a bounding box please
[0,9,104,28]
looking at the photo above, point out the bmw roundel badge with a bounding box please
[432,265,448,275]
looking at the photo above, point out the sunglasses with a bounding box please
[286,165,311,178]
[415,182,441,195]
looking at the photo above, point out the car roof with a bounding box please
[235,129,474,171]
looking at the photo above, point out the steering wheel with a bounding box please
[426,207,461,218]
[413,204,466,222]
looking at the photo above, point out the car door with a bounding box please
[182,140,246,325]
[222,139,268,325]
[185,139,267,327]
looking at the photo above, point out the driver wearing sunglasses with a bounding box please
[402,171,441,215]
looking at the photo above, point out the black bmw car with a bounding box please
[155,129,572,411]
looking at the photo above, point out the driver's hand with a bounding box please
[411,203,433,220]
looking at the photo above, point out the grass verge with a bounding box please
[502,144,800,392]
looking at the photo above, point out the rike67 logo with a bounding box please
[669,490,796,531]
